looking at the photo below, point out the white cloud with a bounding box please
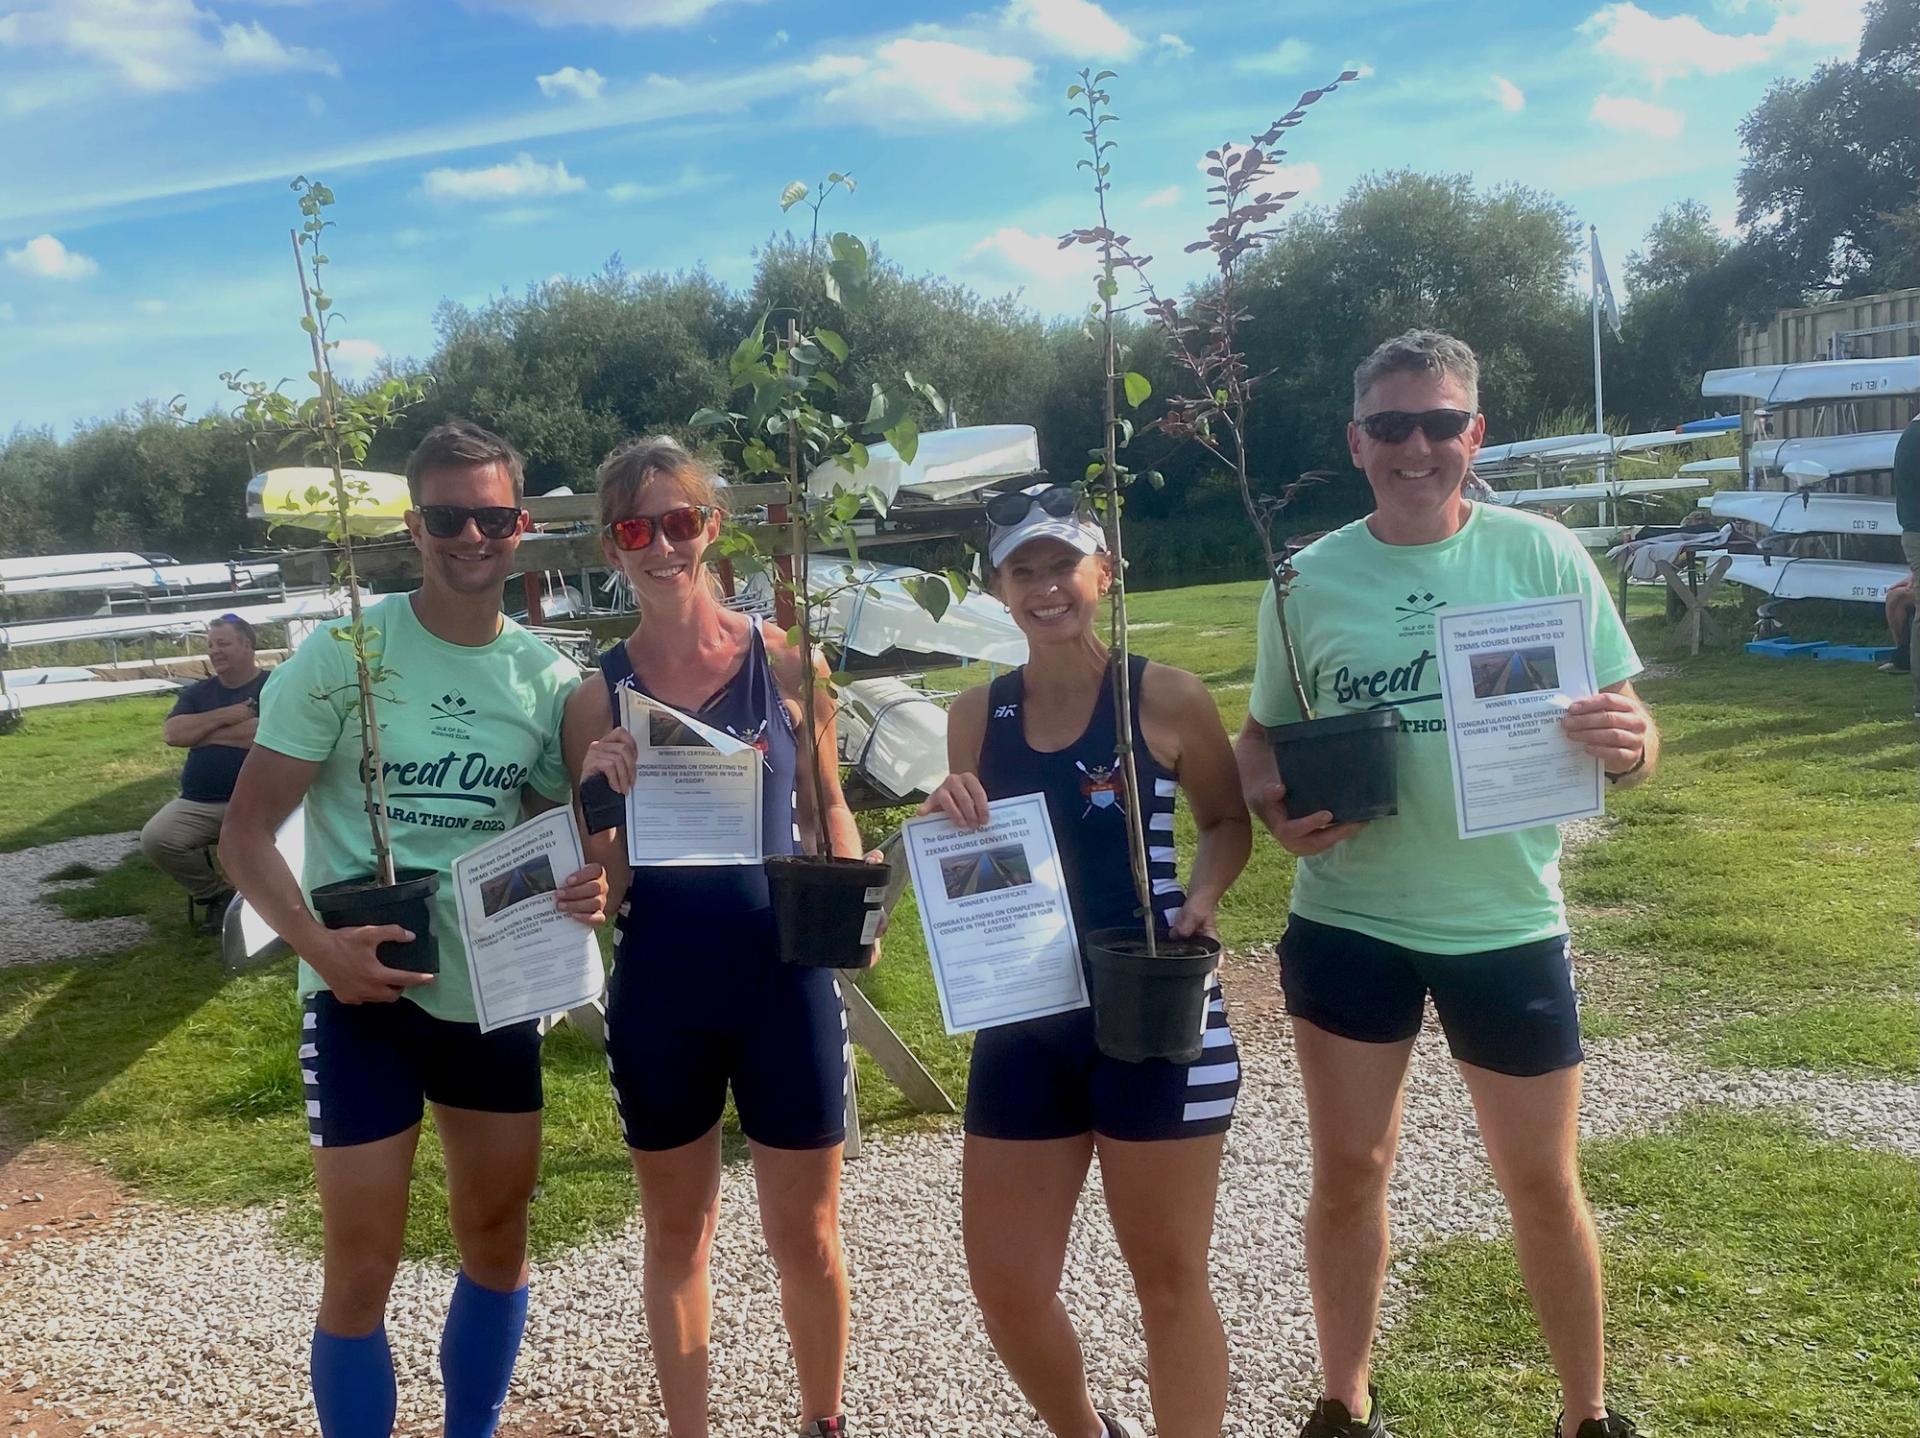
[5,233,99,280]
[329,338,386,380]
[767,27,788,47]
[1580,0,1864,87]
[1140,185,1182,209]
[422,153,587,201]
[1002,0,1140,60]
[1591,93,1684,139]
[470,0,743,27]
[1156,32,1193,59]
[1233,37,1311,74]
[0,0,335,94]
[136,298,168,315]
[965,226,1088,287]
[536,64,604,100]
[1491,75,1525,111]
[809,39,1036,129]
[607,164,725,202]
[0,302,15,323]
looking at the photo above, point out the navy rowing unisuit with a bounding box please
[964,654,1241,1142]
[598,628,849,1153]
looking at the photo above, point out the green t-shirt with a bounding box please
[1250,504,1641,953]
[256,593,581,1022]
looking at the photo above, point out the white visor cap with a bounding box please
[987,502,1108,569]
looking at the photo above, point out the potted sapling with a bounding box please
[693,173,951,968]
[1109,70,1394,822]
[220,178,438,968]
[1056,70,1219,1063]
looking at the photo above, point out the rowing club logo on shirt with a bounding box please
[1077,759,1124,818]
[1395,589,1445,635]
[429,689,478,740]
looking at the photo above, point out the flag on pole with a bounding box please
[1590,225,1622,338]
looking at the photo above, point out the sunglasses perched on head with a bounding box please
[1356,408,1476,445]
[416,504,525,540]
[984,484,1080,529]
[603,505,714,552]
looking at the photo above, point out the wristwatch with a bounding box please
[1605,747,1646,784]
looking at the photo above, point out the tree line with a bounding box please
[3,1,1912,576]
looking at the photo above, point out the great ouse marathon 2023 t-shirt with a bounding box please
[1250,503,1641,955]
[256,592,580,1023]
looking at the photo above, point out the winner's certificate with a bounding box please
[902,791,1089,1035]
[1435,594,1604,839]
[619,687,764,867]
[453,806,603,1033]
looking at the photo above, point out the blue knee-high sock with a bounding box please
[311,1325,397,1438]
[440,1270,529,1438]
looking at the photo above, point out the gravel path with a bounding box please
[3,995,1913,1438]
[0,832,147,969]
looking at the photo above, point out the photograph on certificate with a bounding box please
[1436,594,1604,840]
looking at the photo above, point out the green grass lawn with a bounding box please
[0,577,1912,1287]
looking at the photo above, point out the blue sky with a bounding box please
[0,0,1868,435]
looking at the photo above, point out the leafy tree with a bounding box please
[1737,0,1920,295]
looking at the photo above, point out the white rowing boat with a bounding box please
[1490,475,1710,507]
[836,677,951,801]
[0,589,360,653]
[1708,553,1905,604]
[1707,491,1898,536]
[807,424,1041,506]
[1701,357,1920,404]
[0,676,182,716]
[0,552,165,583]
[1747,430,1901,476]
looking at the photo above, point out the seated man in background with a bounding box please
[1881,577,1913,675]
[140,613,269,932]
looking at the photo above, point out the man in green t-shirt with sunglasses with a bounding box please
[221,420,607,1438]
[1235,332,1658,1438]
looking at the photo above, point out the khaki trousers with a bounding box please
[140,797,230,901]
[1905,531,1920,708]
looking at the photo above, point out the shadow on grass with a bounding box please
[0,774,178,853]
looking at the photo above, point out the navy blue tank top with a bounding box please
[600,624,799,949]
[976,653,1186,937]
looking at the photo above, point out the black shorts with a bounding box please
[1277,914,1583,1077]
[300,992,544,1149]
[964,978,1240,1142]
[603,923,849,1153]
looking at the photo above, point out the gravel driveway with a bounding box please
[3,970,1912,1438]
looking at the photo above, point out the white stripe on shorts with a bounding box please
[1202,1024,1233,1049]
[1182,1095,1236,1123]
[1186,1060,1239,1087]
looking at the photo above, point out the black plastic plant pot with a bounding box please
[766,853,893,969]
[1267,707,1401,824]
[310,867,441,974]
[579,773,625,836]
[1084,928,1222,1064]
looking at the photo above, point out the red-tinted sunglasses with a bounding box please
[603,505,714,552]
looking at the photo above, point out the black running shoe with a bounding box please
[1097,1414,1147,1438]
[1555,1410,1640,1438]
[1300,1387,1385,1437]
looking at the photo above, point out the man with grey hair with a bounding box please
[1233,331,1656,1438]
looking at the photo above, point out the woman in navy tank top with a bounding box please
[920,491,1252,1438]
[563,437,872,1438]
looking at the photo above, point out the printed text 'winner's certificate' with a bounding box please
[1436,593,1603,839]
[453,806,603,1033]
[619,687,764,867]
[903,791,1088,1035]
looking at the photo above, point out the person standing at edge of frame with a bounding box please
[565,436,879,1438]
[1232,331,1658,1438]
[918,487,1252,1438]
[1893,412,1920,716]
[218,420,610,1438]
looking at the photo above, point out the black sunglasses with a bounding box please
[417,504,525,540]
[985,484,1079,529]
[1357,408,1476,444]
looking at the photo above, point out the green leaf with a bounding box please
[1123,371,1152,407]
[742,438,782,474]
[883,413,919,466]
[816,328,849,362]
[1066,84,1084,98]
[944,567,972,601]
[779,180,810,211]
[689,406,733,432]
[903,574,951,622]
